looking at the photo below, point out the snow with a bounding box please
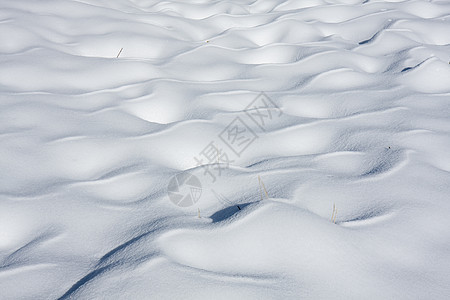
[1,0,450,299]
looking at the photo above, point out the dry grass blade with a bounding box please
[331,204,337,223]
[258,175,269,200]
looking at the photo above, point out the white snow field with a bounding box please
[1,0,450,299]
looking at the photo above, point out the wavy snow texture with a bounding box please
[1,0,450,299]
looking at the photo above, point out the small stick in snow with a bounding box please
[116,48,123,58]
[198,208,201,219]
